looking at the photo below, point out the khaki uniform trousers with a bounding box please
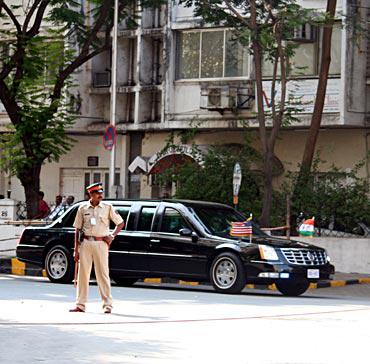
[76,239,112,310]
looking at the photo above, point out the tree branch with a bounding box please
[223,0,250,27]
[26,0,50,38]
[0,79,21,126]
[51,1,115,103]
[0,0,22,34]
[23,0,43,34]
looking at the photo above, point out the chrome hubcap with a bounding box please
[48,250,67,279]
[213,258,237,289]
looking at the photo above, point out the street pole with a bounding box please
[109,0,119,198]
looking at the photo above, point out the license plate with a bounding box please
[307,269,320,279]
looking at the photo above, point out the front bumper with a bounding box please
[245,260,335,284]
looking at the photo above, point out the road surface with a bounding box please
[0,275,369,364]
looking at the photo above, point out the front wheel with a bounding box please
[275,280,310,296]
[210,252,246,294]
[45,245,74,283]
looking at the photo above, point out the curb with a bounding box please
[1,258,370,290]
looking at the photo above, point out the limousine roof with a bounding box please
[75,199,232,209]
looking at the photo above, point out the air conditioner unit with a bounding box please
[93,71,111,87]
[291,24,316,42]
[200,86,234,110]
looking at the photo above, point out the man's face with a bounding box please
[66,196,74,205]
[56,196,62,205]
[90,191,103,203]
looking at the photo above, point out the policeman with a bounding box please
[69,183,124,313]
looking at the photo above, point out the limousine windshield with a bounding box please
[190,206,267,238]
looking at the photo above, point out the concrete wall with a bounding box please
[297,237,370,274]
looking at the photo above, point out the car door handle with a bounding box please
[150,239,160,243]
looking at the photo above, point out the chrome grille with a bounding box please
[280,248,327,266]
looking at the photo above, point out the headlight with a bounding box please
[259,245,279,261]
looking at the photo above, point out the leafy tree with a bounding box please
[156,131,262,213]
[179,0,322,227]
[299,0,337,176]
[284,157,370,235]
[0,0,161,218]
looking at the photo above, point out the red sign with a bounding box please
[103,125,117,151]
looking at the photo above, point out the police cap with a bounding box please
[86,183,104,194]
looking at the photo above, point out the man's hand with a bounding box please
[74,251,80,262]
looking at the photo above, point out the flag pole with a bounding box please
[249,213,253,244]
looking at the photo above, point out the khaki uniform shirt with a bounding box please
[73,201,124,237]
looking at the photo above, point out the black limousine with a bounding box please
[16,199,335,296]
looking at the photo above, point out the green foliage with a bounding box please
[156,132,264,217]
[284,157,370,233]
[0,0,163,180]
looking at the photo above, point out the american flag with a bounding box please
[230,220,253,237]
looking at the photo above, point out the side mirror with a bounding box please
[179,228,192,236]
[179,228,199,242]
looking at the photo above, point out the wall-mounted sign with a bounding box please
[260,78,340,113]
[87,156,99,167]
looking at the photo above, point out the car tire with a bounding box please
[275,280,310,296]
[210,252,246,294]
[112,276,138,287]
[45,245,74,284]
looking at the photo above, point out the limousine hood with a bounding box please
[253,236,324,250]
[216,234,324,251]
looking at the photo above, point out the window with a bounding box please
[201,31,224,78]
[160,208,190,234]
[137,207,156,231]
[177,30,249,79]
[110,205,131,229]
[191,207,267,239]
[63,207,78,228]
[263,23,342,78]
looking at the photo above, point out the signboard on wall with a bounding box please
[260,78,340,113]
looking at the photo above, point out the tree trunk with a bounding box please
[250,0,272,227]
[259,150,274,227]
[18,164,42,219]
[300,0,337,173]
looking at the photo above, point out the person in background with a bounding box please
[47,195,64,220]
[34,191,50,219]
[66,195,75,208]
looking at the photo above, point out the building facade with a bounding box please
[0,0,369,205]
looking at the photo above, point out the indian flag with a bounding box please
[299,217,315,237]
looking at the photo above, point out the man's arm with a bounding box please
[74,228,81,262]
[104,221,125,246]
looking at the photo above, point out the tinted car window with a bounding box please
[191,206,267,238]
[137,207,156,231]
[160,208,189,234]
[63,207,78,228]
[110,205,131,229]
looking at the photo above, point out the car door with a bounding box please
[149,205,208,278]
[109,203,157,274]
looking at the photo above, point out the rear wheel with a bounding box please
[210,252,246,294]
[45,245,74,283]
[275,280,310,296]
[112,276,138,287]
